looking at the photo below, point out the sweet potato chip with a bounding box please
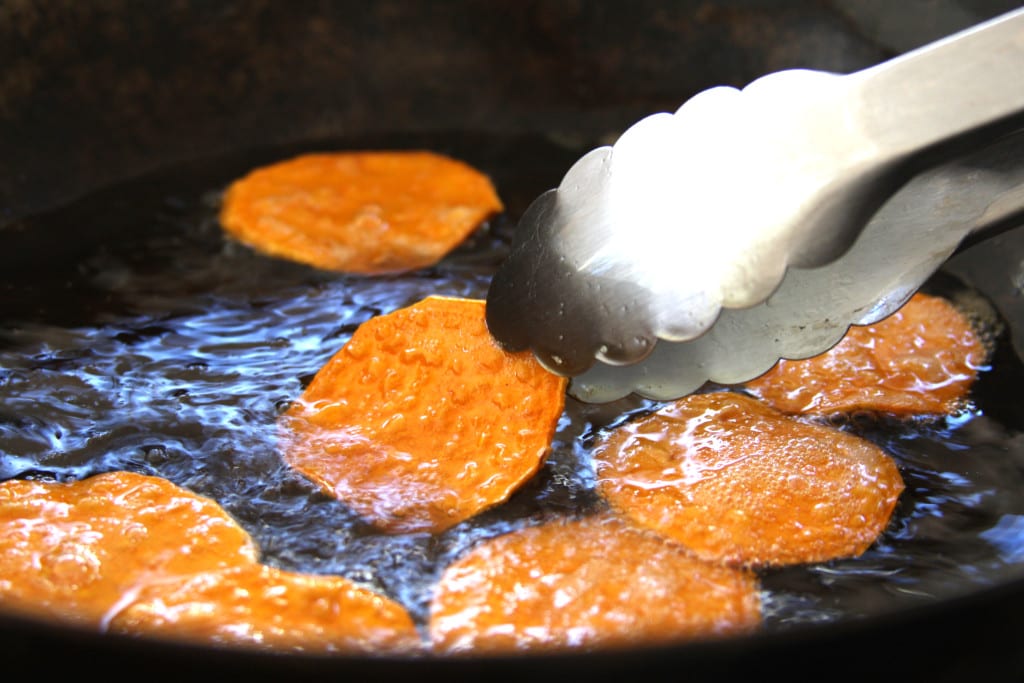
[219,150,503,274]
[593,392,904,568]
[745,293,988,416]
[110,564,420,654]
[0,471,257,625]
[280,296,568,534]
[0,471,420,654]
[428,514,761,654]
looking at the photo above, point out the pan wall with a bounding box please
[1,0,1019,225]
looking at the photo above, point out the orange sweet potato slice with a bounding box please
[592,391,904,568]
[745,292,988,416]
[0,471,421,654]
[428,514,761,654]
[279,296,568,534]
[109,564,421,654]
[0,471,257,626]
[219,150,503,274]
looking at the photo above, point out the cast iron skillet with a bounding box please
[2,2,1024,680]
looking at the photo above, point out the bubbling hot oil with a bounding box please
[0,133,1023,640]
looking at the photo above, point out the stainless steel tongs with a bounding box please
[485,7,1024,403]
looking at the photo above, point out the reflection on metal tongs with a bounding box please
[486,7,1024,403]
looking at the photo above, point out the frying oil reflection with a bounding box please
[0,135,1022,644]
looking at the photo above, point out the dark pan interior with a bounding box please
[2,2,1024,681]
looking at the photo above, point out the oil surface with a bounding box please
[1,132,1023,644]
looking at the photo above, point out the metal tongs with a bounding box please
[486,7,1024,403]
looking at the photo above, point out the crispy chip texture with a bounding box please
[280,296,568,534]
[219,151,503,274]
[0,471,420,654]
[745,293,987,416]
[428,515,761,654]
[0,471,257,625]
[110,564,420,654]
[593,392,904,568]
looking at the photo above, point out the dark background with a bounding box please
[2,0,1020,226]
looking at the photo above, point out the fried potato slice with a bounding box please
[0,471,257,625]
[109,564,420,654]
[428,514,761,654]
[593,392,904,568]
[219,150,503,274]
[280,296,568,534]
[745,293,988,416]
[0,471,420,654]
